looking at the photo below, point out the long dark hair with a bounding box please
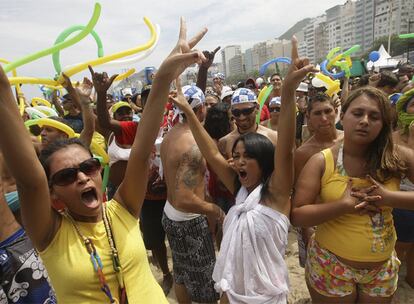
[232,133,274,198]
[342,87,406,181]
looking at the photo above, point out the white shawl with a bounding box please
[213,184,290,304]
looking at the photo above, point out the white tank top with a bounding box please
[107,134,131,166]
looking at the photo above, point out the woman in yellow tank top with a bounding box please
[292,86,414,304]
[0,19,208,304]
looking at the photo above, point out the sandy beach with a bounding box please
[149,231,414,304]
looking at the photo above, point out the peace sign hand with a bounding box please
[155,18,207,83]
[283,36,317,90]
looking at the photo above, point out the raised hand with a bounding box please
[171,77,192,113]
[88,65,118,95]
[156,18,207,83]
[61,73,76,93]
[75,77,94,105]
[283,36,318,90]
[200,46,220,69]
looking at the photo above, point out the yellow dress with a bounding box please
[39,199,167,303]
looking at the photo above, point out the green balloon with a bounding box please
[399,33,414,39]
[256,85,273,124]
[3,3,101,73]
[53,25,104,75]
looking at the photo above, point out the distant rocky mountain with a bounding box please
[278,18,311,40]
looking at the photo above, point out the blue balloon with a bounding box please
[259,57,291,76]
[369,51,380,62]
[320,60,345,80]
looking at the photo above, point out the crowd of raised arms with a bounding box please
[1,18,414,304]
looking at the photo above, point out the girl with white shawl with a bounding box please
[172,38,316,303]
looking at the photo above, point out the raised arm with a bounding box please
[0,65,57,250]
[115,18,208,217]
[76,78,95,147]
[89,66,123,136]
[51,90,64,117]
[173,77,236,194]
[268,37,316,209]
[62,74,95,146]
[196,46,220,93]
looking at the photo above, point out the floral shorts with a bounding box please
[305,237,400,298]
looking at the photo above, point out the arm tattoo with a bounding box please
[175,145,204,190]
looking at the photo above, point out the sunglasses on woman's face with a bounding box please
[49,158,101,186]
[231,106,256,118]
[269,107,281,113]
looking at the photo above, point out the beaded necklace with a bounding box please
[62,203,126,304]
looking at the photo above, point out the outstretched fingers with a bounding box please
[178,17,187,42]
[291,36,299,62]
[188,27,208,49]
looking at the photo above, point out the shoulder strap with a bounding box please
[320,148,335,185]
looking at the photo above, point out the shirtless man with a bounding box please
[294,92,343,267]
[161,85,223,304]
[218,87,278,159]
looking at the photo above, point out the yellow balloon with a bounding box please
[114,68,136,82]
[74,133,109,165]
[315,73,340,97]
[32,97,52,108]
[9,77,60,87]
[57,17,156,82]
[25,118,76,138]
[25,118,109,164]
[0,58,26,115]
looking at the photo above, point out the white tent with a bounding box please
[366,45,400,70]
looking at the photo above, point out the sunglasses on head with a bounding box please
[231,106,256,118]
[269,107,281,113]
[49,158,101,186]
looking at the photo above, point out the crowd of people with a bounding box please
[1,18,414,304]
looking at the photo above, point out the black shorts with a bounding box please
[0,228,56,303]
[393,208,414,243]
[162,214,219,303]
[140,199,166,249]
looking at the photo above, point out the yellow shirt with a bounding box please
[39,199,167,303]
[315,148,400,262]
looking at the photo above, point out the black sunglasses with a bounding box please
[269,107,280,113]
[49,158,101,186]
[231,106,256,118]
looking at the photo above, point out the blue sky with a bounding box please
[0,0,345,97]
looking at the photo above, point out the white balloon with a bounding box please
[63,24,161,71]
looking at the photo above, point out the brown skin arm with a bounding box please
[359,145,414,210]
[291,152,362,227]
[267,37,316,214]
[89,67,123,136]
[0,65,60,251]
[0,153,21,241]
[114,18,208,218]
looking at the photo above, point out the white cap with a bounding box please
[220,86,233,100]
